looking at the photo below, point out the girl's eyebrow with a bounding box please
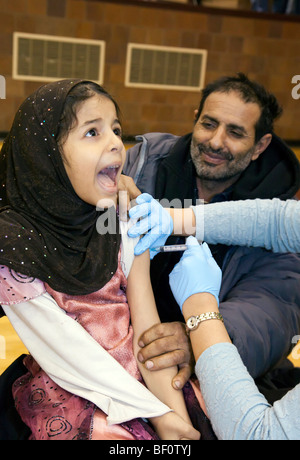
[82,117,102,127]
[81,118,121,127]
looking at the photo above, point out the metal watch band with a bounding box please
[186,312,224,333]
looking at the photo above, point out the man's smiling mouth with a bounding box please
[199,146,233,165]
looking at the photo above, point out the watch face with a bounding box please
[187,316,198,329]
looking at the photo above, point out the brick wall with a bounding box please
[1,0,300,140]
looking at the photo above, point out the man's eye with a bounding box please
[230,130,244,138]
[85,128,97,137]
[201,122,215,129]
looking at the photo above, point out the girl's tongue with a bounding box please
[98,165,119,189]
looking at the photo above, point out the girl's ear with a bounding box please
[252,133,272,161]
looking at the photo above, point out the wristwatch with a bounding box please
[186,312,223,334]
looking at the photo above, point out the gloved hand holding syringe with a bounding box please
[128,193,197,258]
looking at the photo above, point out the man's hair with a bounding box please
[195,73,283,143]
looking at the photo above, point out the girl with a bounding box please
[0,80,210,440]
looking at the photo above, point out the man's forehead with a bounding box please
[201,90,261,126]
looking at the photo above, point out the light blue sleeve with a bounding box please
[191,199,300,254]
[195,343,300,440]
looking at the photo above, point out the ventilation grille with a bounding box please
[125,44,207,91]
[13,32,105,83]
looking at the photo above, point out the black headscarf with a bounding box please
[0,79,121,295]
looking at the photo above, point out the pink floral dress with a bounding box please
[0,257,215,440]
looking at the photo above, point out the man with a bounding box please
[123,73,300,393]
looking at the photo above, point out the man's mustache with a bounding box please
[198,145,233,162]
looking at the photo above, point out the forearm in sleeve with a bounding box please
[191,198,300,254]
[195,343,300,440]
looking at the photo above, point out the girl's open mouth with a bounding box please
[97,164,120,192]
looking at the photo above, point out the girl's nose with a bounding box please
[108,130,123,152]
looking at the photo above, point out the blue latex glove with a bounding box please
[169,236,222,311]
[128,193,173,259]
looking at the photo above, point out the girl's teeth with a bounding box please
[99,166,119,184]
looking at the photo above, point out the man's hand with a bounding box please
[118,175,141,221]
[137,322,195,390]
[118,174,141,200]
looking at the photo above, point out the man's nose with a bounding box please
[209,126,226,150]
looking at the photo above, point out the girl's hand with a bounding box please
[151,411,200,440]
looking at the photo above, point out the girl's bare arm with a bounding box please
[126,250,199,439]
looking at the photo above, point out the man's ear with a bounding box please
[252,133,272,161]
[194,109,199,121]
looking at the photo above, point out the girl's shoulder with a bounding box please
[0,265,46,305]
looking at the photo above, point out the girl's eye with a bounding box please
[113,127,122,137]
[85,128,98,138]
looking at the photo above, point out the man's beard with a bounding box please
[190,143,256,182]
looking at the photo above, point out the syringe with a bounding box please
[155,244,188,253]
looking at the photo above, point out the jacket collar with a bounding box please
[156,132,300,202]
